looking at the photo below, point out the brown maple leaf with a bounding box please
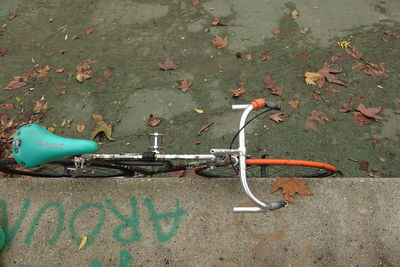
[90,114,115,140]
[325,86,341,94]
[305,110,330,132]
[37,65,52,78]
[75,59,95,82]
[211,36,229,48]
[317,63,347,87]
[263,74,284,96]
[339,98,353,113]
[178,80,192,93]
[147,114,162,127]
[85,27,93,34]
[4,77,27,90]
[356,103,383,120]
[271,177,314,203]
[288,100,300,109]
[229,85,246,97]
[260,53,272,61]
[211,18,226,26]
[0,49,8,56]
[330,53,344,62]
[8,13,17,20]
[268,113,287,123]
[346,46,363,60]
[353,112,375,128]
[362,63,388,77]
[159,57,180,70]
[313,90,328,103]
[33,101,49,113]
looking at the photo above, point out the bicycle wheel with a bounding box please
[0,158,139,178]
[195,159,336,178]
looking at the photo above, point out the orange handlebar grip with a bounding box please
[250,99,266,110]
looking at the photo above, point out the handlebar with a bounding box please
[232,99,286,213]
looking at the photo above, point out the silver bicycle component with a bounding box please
[233,104,287,213]
[148,132,163,153]
[67,157,85,171]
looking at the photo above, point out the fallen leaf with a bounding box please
[305,110,330,132]
[394,109,400,114]
[178,79,192,93]
[56,85,67,90]
[37,65,52,78]
[147,114,162,127]
[371,166,380,172]
[75,59,95,82]
[260,53,272,61]
[211,36,229,48]
[230,85,246,97]
[288,100,300,109]
[78,236,88,250]
[159,57,179,70]
[211,18,226,26]
[313,90,328,103]
[95,78,104,84]
[55,68,64,73]
[268,113,287,123]
[297,50,309,59]
[339,98,353,113]
[47,126,55,133]
[263,74,276,89]
[193,140,201,145]
[330,53,344,62]
[85,27,93,34]
[362,63,388,77]
[90,114,115,140]
[304,72,323,86]
[299,27,309,34]
[244,54,252,60]
[197,121,214,135]
[346,46,363,60]
[33,101,49,113]
[0,29,4,36]
[192,0,200,6]
[271,177,313,203]
[356,103,383,120]
[291,10,298,19]
[358,160,369,171]
[325,86,341,94]
[2,103,14,110]
[272,29,281,35]
[353,112,374,128]
[8,13,17,20]
[72,34,79,40]
[316,63,347,87]
[103,68,112,78]
[48,18,54,23]
[263,74,284,96]
[193,108,204,114]
[169,170,186,178]
[0,49,8,56]
[76,124,85,133]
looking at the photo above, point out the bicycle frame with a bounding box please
[79,100,287,213]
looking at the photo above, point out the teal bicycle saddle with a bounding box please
[12,124,99,168]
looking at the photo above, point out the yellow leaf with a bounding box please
[78,236,88,250]
[40,95,45,101]
[64,34,68,40]
[304,72,323,86]
[193,108,204,114]
[56,68,64,73]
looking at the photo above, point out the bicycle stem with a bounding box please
[232,103,287,213]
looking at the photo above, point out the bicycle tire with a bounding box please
[0,158,140,178]
[195,159,336,178]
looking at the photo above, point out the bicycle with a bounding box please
[0,99,337,212]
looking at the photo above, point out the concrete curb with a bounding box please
[0,177,399,266]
